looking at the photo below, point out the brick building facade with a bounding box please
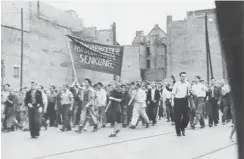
[1,1,141,89]
[2,2,225,88]
[1,1,84,89]
[167,9,224,81]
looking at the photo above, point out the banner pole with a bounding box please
[119,46,124,83]
[64,29,78,83]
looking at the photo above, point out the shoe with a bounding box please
[10,126,15,131]
[171,122,175,125]
[145,123,149,128]
[66,128,72,131]
[101,125,106,128]
[129,125,136,129]
[75,126,82,133]
[200,125,205,129]
[92,125,98,132]
[60,128,65,132]
[167,119,170,122]
[214,124,218,126]
[108,133,116,137]
[191,125,195,129]
[3,129,10,133]
[229,136,234,142]
[23,128,29,131]
[209,124,213,127]
[177,134,181,137]
[31,136,38,139]
[182,130,185,136]
[115,129,120,135]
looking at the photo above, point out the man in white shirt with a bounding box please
[220,80,231,124]
[191,76,208,129]
[38,85,48,130]
[172,72,190,137]
[95,82,107,128]
[162,82,174,123]
[60,85,74,131]
[129,83,150,129]
[1,84,10,129]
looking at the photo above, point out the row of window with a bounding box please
[1,66,20,78]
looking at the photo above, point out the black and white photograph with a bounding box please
[1,0,244,159]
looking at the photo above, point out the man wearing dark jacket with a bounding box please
[24,82,43,139]
[146,82,161,125]
[208,78,221,127]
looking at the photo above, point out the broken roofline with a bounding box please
[146,24,167,37]
[169,8,216,22]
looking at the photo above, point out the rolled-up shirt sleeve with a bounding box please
[101,89,107,106]
[42,92,48,105]
[172,83,177,96]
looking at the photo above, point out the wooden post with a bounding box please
[65,29,78,83]
[1,59,4,87]
[112,22,118,82]
[205,13,214,82]
[205,14,210,84]
[20,8,24,88]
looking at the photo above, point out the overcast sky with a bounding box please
[44,0,215,45]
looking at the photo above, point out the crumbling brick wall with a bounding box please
[167,9,223,81]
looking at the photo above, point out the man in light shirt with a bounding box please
[76,78,98,133]
[95,82,107,128]
[220,80,231,124]
[60,85,73,131]
[38,85,48,130]
[191,76,208,129]
[1,84,10,130]
[172,72,190,137]
[129,83,150,129]
[162,81,174,124]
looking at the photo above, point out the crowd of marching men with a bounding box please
[1,72,235,139]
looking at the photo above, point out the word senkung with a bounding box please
[79,55,113,69]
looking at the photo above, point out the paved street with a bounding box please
[2,120,237,159]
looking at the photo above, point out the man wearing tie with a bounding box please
[146,82,161,126]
